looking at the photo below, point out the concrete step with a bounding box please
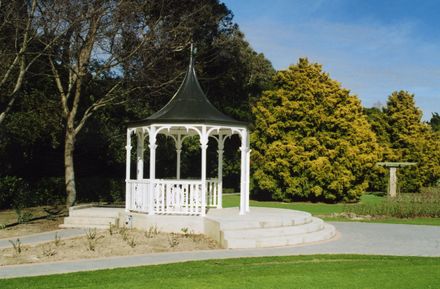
[69,208,123,218]
[59,223,109,230]
[63,216,117,226]
[222,217,324,239]
[224,223,336,249]
[217,215,313,231]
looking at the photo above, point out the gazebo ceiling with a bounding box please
[128,47,248,128]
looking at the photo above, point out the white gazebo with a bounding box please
[125,48,250,216]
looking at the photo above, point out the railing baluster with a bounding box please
[184,183,189,214]
[126,179,218,215]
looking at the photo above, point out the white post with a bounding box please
[148,127,157,215]
[136,130,144,180]
[176,134,182,180]
[245,145,251,212]
[389,167,397,198]
[217,134,225,209]
[125,129,133,212]
[239,129,248,215]
[200,126,208,216]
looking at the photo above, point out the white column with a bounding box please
[176,134,182,179]
[239,129,248,215]
[217,135,224,209]
[148,127,157,215]
[136,130,144,180]
[200,126,208,216]
[125,129,133,212]
[389,167,397,198]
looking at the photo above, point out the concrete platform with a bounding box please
[61,206,336,249]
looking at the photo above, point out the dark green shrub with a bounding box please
[76,177,124,204]
[0,176,30,210]
[0,176,65,210]
[31,177,65,206]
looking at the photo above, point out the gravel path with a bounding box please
[1,222,439,279]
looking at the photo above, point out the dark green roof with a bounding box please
[129,49,247,128]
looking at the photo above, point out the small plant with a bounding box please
[109,223,114,235]
[181,227,197,241]
[0,223,5,230]
[54,232,62,246]
[85,228,104,251]
[15,209,33,224]
[144,225,160,238]
[42,245,57,257]
[118,226,128,235]
[118,227,130,241]
[9,238,21,255]
[181,227,189,237]
[86,228,97,240]
[168,233,179,248]
[127,236,136,248]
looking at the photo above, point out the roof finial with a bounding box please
[189,43,197,69]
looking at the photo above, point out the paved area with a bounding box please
[1,222,439,279]
[0,229,86,249]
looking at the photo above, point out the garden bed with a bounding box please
[0,227,219,266]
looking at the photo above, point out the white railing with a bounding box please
[126,178,219,215]
[207,179,218,208]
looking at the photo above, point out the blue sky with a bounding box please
[222,0,440,120]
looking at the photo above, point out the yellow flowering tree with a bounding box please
[383,91,440,191]
[251,58,380,202]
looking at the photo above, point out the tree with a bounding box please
[363,107,389,192]
[0,0,63,125]
[430,112,440,132]
[38,0,159,208]
[252,58,380,202]
[383,91,440,191]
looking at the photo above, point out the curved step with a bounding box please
[224,224,336,249]
[222,217,324,239]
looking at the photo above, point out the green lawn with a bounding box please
[223,194,440,226]
[1,255,439,289]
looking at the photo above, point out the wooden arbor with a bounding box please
[125,48,250,216]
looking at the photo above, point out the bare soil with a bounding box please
[0,206,66,239]
[0,218,64,239]
[0,227,220,266]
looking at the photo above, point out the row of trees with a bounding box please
[252,59,440,202]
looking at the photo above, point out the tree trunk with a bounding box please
[65,127,77,209]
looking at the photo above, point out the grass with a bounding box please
[223,194,440,226]
[223,194,380,215]
[1,255,439,288]
[346,189,440,218]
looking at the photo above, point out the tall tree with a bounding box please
[252,58,380,202]
[384,91,440,191]
[0,0,63,125]
[38,0,155,208]
[430,112,440,132]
